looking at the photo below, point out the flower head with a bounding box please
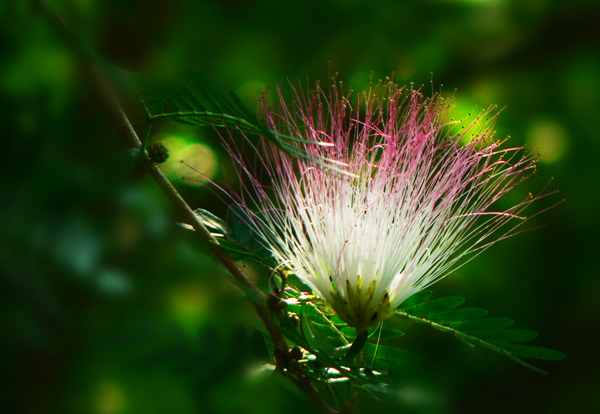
[223,78,542,330]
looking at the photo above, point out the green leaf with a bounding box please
[376,328,405,339]
[395,293,565,374]
[251,330,270,362]
[399,290,432,309]
[340,327,357,337]
[400,290,433,309]
[405,297,465,316]
[331,316,347,325]
[181,85,206,111]
[310,321,342,338]
[343,330,369,361]
[363,343,415,362]
[194,208,228,236]
[341,327,404,339]
[228,206,252,244]
[427,308,488,323]
[189,70,222,112]
[167,97,181,112]
[502,344,566,360]
[449,317,514,331]
[475,329,538,343]
[174,118,205,126]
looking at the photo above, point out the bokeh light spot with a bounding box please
[157,137,218,185]
[237,80,269,104]
[94,380,124,414]
[526,118,568,163]
[444,94,495,143]
[169,283,209,333]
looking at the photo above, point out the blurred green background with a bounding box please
[1,0,599,413]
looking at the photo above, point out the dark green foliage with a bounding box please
[188,208,275,268]
[251,329,271,362]
[341,327,404,339]
[139,71,276,138]
[404,296,465,316]
[427,308,489,323]
[449,317,514,331]
[474,329,538,343]
[229,205,252,245]
[398,290,433,308]
[138,71,356,175]
[501,344,566,360]
[397,292,566,374]
[272,282,565,410]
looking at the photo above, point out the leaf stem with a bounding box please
[395,310,547,374]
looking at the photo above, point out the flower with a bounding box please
[222,78,543,331]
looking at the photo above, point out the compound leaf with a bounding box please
[396,293,565,374]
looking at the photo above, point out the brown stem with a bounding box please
[96,65,290,352]
[34,2,338,412]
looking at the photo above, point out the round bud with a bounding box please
[148,142,169,164]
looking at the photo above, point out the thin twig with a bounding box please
[34,2,338,412]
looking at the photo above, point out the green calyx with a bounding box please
[329,276,394,331]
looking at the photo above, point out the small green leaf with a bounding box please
[363,344,415,362]
[181,85,206,111]
[343,330,369,361]
[398,290,433,309]
[174,118,205,126]
[341,327,404,339]
[475,329,538,343]
[405,297,465,316]
[310,321,340,336]
[228,207,252,244]
[331,316,347,325]
[251,330,270,362]
[376,328,405,339]
[449,317,514,331]
[341,327,356,337]
[167,97,180,112]
[194,208,228,236]
[428,308,488,324]
[190,70,222,112]
[502,344,566,360]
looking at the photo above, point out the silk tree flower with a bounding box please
[220,79,544,331]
